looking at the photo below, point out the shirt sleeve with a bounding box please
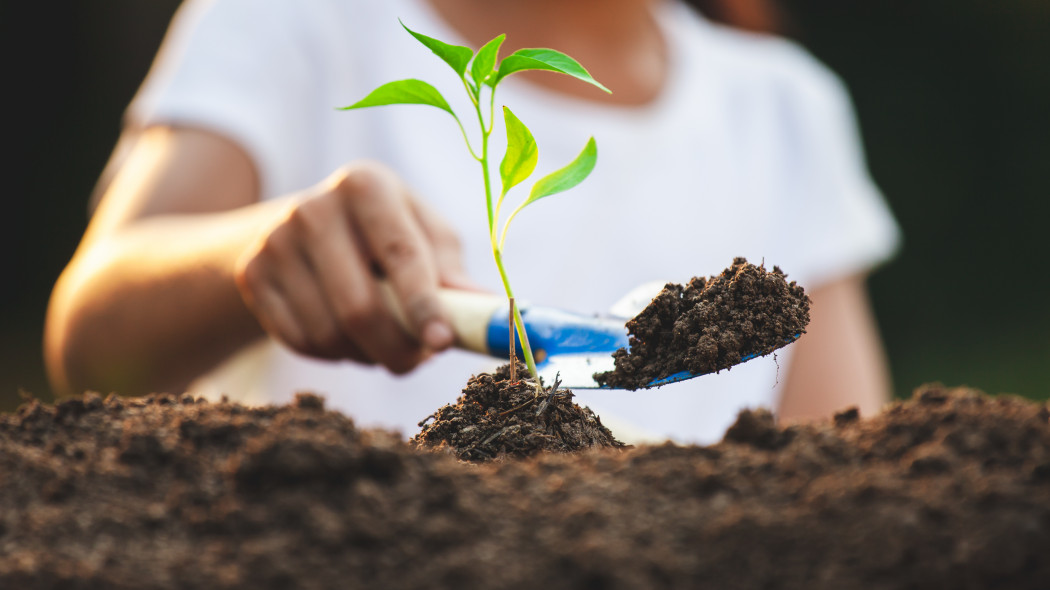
[770,51,902,288]
[125,0,322,199]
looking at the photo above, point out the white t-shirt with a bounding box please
[128,0,900,444]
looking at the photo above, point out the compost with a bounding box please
[2,385,1049,589]
[594,257,811,389]
[413,361,625,461]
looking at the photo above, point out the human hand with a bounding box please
[234,160,474,373]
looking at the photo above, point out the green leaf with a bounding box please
[495,48,611,93]
[527,137,597,204]
[338,79,454,116]
[499,106,538,196]
[500,137,598,249]
[400,19,474,77]
[471,34,505,88]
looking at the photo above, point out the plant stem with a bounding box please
[470,79,542,391]
[473,91,496,238]
[492,248,541,389]
[508,297,517,382]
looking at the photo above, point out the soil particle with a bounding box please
[833,406,861,426]
[2,385,1049,589]
[412,361,625,461]
[723,407,796,450]
[594,257,811,389]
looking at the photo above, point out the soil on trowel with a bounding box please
[594,257,811,389]
[412,361,625,461]
[2,386,1050,589]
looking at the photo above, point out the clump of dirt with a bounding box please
[595,257,811,389]
[2,386,1049,589]
[412,361,625,461]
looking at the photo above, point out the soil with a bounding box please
[412,361,625,461]
[3,385,1050,589]
[594,257,811,389]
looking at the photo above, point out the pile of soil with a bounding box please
[595,257,811,389]
[412,362,625,461]
[2,386,1049,589]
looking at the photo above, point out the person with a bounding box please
[45,0,900,444]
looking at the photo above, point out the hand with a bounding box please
[234,160,473,373]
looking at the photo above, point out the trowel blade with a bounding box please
[536,351,618,390]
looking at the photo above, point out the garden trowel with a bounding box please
[396,285,784,390]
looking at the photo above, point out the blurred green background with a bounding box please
[4,1,1049,411]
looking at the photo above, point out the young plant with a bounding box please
[340,21,609,390]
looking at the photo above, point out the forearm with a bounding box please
[775,274,892,422]
[45,199,289,396]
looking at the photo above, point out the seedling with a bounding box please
[340,21,609,391]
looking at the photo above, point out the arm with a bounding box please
[46,125,468,396]
[775,273,892,422]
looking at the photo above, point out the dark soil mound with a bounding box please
[413,362,625,461]
[2,386,1049,589]
[595,257,811,389]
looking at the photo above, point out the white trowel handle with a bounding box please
[379,283,503,355]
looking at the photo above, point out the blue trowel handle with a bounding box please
[382,286,628,363]
[484,301,629,364]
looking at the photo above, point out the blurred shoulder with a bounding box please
[667,1,850,107]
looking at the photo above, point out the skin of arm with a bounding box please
[45,125,469,397]
[775,273,893,422]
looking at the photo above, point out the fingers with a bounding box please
[235,212,373,365]
[289,188,426,373]
[334,163,454,351]
[234,160,465,375]
[408,196,478,291]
